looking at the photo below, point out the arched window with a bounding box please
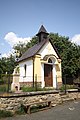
[48,58,52,63]
[24,64,27,77]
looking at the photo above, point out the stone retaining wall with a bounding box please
[0,92,80,113]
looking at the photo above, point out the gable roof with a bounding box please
[18,38,61,62]
[18,39,47,62]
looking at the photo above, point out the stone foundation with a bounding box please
[0,91,80,113]
[20,82,42,88]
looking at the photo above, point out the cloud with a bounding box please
[1,49,15,58]
[71,34,80,45]
[4,32,31,47]
[1,53,9,58]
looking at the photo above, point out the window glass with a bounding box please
[48,58,52,63]
[24,64,26,77]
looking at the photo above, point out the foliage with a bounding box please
[0,74,12,92]
[22,86,36,92]
[49,33,80,76]
[0,84,8,92]
[49,33,80,83]
[21,86,54,92]
[60,85,75,92]
[0,110,13,118]
[15,104,26,115]
[0,55,16,74]
[0,85,7,92]
[74,77,80,84]
[0,79,4,84]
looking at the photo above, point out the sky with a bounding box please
[0,0,80,57]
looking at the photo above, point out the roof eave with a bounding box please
[18,55,34,63]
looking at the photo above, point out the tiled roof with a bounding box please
[18,39,47,62]
[18,38,61,62]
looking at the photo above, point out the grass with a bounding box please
[21,86,54,92]
[60,84,75,92]
[0,83,11,93]
[0,110,13,118]
[0,84,8,92]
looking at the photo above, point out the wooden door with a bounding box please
[44,64,53,87]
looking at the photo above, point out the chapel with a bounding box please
[11,25,62,91]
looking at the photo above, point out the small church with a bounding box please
[11,25,62,91]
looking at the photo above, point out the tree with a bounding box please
[0,55,16,74]
[6,55,16,74]
[49,33,80,83]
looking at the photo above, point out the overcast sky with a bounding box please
[0,0,80,57]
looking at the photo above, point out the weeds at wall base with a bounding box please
[0,110,13,118]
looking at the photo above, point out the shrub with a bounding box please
[0,79,4,84]
[0,110,13,118]
[15,104,26,115]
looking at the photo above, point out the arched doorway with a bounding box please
[44,58,53,87]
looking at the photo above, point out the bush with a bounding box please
[15,104,26,115]
[0,79,4,84]
[0,110,13,118]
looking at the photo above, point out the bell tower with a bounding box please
[36,25,49,42]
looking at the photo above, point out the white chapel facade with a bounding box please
[12,25,62,90]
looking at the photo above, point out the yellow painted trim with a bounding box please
[34,55,41,82]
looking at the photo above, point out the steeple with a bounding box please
[36,25,49,42]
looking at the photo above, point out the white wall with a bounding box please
[19,59,33,82]
[38,41,58,88]
[53,65,57,88]
[41,64,44,88]
[38,41,58,59]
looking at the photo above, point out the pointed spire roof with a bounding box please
[36,25,49,36]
